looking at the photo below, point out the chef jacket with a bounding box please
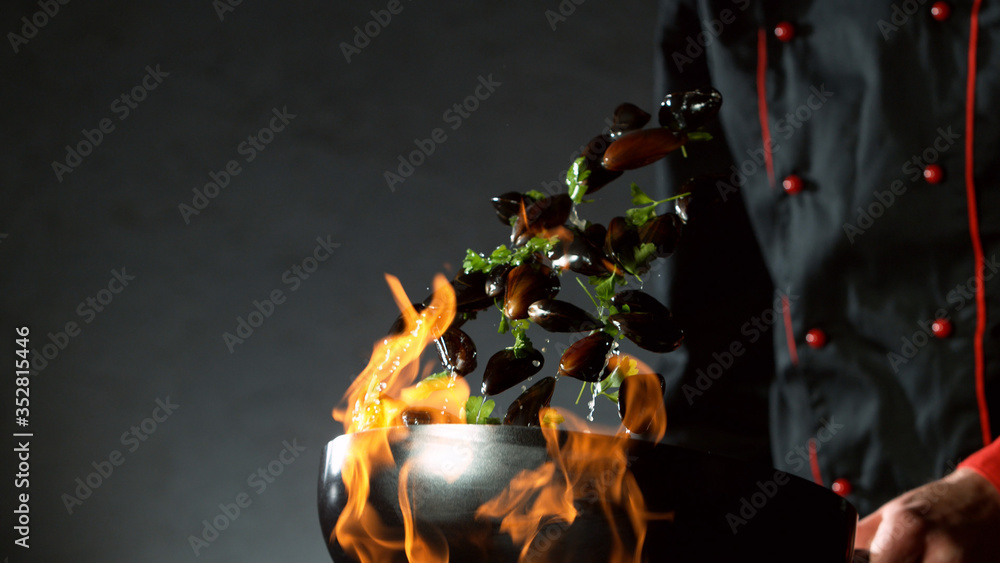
[653,0,1000,515]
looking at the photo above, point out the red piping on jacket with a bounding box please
[808,438,824,486]
[756,27,776,188]
[782,294,799,366]
[965,0,991,446]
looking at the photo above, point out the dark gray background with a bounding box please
[1,1,668,561]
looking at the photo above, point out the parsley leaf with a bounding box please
[462,237,558,274]
[567,157,592,204]
[465,395,499,424]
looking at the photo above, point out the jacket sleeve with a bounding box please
[959,438,1000,494]
[653,0,775,465]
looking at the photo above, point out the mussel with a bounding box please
[503,263,560,320]
[608,312,684,353]
[485,264,512,298]
[511,193,573,247]
[527,299,604,333]
[604,216,640,273]
[658,87,722,133]
[674,175,729,224]
[492,191,537,226]
[601,128,686,171]
[435,327,477,376]
[617,372,667,435]
[557,332,615,382]
[448,270,496,313]
[609,103,652,139]
[638,213,683,258]
[548,227,619,277]
[481,347,545,396]
[399,407,459,426]
[577,133,623,196]
[610,290,669,315]
[503,377,556,426]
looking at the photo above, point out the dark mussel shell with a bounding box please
[399,406,459,426]
[448,270,495,313]
[583,222,607,248]
[492,191,538,226]
[604,216,640,272]
[674,175,729,224]
[503,263,560,320]
[481,347,545,396]
[528,299,604,333]
[435,327,477,376]
[610,290,670,316]
[639,213,683,258]
[577,133,624,196]
[658,87,723,133]
[485,264,512,298]
[503,376,556,426]
[602,128,686,171]
[609,103,652,139]
[387,303,426,336]
[558,332,615,382]
[617,372,667,434]
[549,227,619,277]
[609,312,684,353]
[511,193,573,247]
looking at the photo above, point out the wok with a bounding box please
[318,425,857,562]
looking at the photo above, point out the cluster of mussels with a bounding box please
[388,88,723,434]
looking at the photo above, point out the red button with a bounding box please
[832,478,852,496]
[931,2,952,21]
[805,328,827,349]
[782,174,804,195]
[774,22,795,42]
[924,164,944,184]
[932,318,953,338]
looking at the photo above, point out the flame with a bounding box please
[608,354,668,443]
[331,274,461,563]
[475,408,672,562]
[330,274,671,562]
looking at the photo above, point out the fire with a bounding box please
[331,274,462,563]
[329,273,671,562]
[475,409,671,562]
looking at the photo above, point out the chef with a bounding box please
[654,1,1000,560]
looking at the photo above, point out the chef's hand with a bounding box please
[853,468,1000,562]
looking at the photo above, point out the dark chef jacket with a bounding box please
[653,0,1000,515]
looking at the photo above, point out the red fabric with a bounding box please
[756,27,775,188]
[959,438,1000,493]
[964,0,992,446]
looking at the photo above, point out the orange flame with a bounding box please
[331,274,464,563]
[475,409,672,562]
[330,274,671,562]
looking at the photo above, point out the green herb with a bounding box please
[463,237,558,274]
[509,319,533,359]
[524,189,546,201]
[687,131,713,142]
[624,184,690,229]
[465,395,500,424]
[566,156,592,204]
[589,273,626,308]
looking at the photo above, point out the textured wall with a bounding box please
[1,1,663,561]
